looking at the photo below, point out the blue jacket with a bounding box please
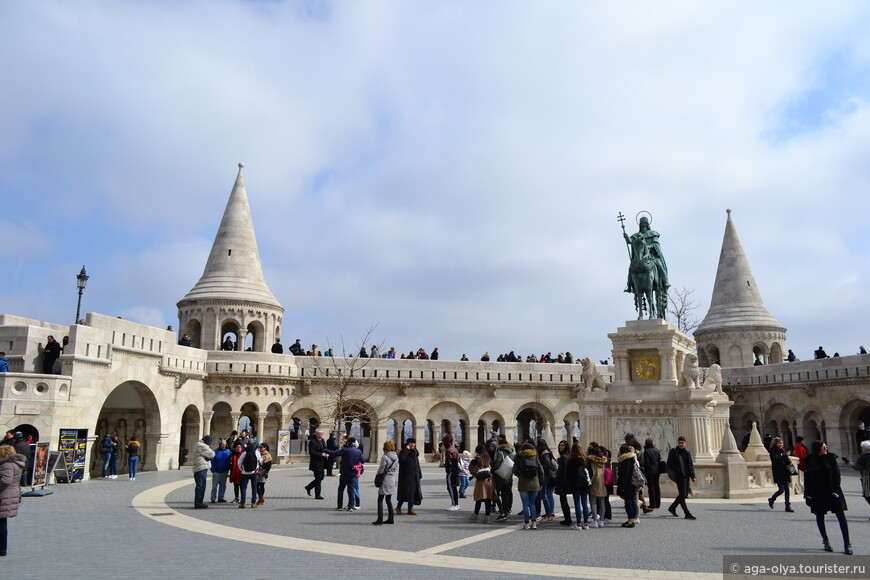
[211,448,231,473]
[0,356,8,372]
[326,444,364,476]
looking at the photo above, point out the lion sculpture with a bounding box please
[701,363,724,395]
[679,354,701,389]
[580,357,608,392]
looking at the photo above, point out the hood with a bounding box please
[588,455,607,466]
[617,452,636,463]
[498,442,513,451]
[518,449,538,459]
[129,440,141,448]
[0,453,26,468]
[442,434,454,446]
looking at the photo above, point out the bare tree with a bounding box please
[311,325,386,435]
[667,286,700,335]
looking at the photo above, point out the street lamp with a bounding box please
[75,265,89,324]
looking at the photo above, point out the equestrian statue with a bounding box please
[619,211,670,320]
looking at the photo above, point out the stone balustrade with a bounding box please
[723,353,870,387]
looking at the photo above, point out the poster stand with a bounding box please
[22,441,55,497]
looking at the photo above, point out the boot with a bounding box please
[255,494,265,506]
[642,506,654,514]
[823,539,833,552]
[407,510,417,515]
[468,514,478,522]
[784,503,793,512]
[384,518,394,524]
[483,515,491,524]
[371,519,383,525]
[395,508,402,515]
[845,543,853,555]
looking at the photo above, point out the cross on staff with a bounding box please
[617,212,631,259]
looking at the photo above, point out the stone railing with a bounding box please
[723,354,870,387]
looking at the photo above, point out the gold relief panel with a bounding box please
[633,355,660,381]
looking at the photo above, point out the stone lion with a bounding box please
[580,357,607,392]
[702,363,724,394]
[679,354,700,389]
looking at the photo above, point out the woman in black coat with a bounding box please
[804,440,851,554]
[554,440,573,526]
[767,437,794,512]
[395,438,423,515]
[642,438,662,510]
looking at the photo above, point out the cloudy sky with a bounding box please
[2,2,868,362]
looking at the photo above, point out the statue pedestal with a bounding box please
[608,319,696,391]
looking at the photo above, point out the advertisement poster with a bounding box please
[59,428,88,482]
[277,430,291,457]
[31,441,50,487]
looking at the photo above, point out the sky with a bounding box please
[1,1,869,362]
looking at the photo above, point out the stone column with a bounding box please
[144,433,164,471]
[256,415,265,442]
[202,411,214,439]
[230,412,241,433]
[503,422,516,445]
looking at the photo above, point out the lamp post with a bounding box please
[75,265,89,324]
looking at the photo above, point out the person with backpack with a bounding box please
[255,443,272,506]
[587,445,608,527]
[324,437,364,511]
[535,439,558,522]
[126,436,140,481]
[492,435,515,521]
[100,433,117,479]
[192,435,215,509]
[467,445,497,523]
[554,440,574,527]
[237,441,260,508]
[567,442,592,529]
[627,436,652,515]
[512,442,544,529]
[616,444,641,527]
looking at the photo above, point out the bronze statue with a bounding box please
[619,212,669,319]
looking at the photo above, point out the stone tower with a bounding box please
[176,163,285,351]
[694,209,786,368]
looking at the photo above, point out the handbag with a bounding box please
[603,465,614,486]
[631,460,647,488]
[374,458,395,487]
[658,460,667,475]
[494,454,514,479]
[787,462,798,477]
[476,468,492,480]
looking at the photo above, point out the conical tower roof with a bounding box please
[178,163,283,309]
[696,209,784,332]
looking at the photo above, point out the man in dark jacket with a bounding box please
[324,437,364,511]
[396,438,422,515]
[305,428,327,500]
[271,339,283,354]
[43,335,61,374]
[325,432,339,476]
[666,436,696,520]
[13,432,32,486]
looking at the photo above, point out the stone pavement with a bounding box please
[4,464,870,579]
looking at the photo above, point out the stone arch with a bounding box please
[263,402,283,450]
[11,423,39,442]
[210,401,233,436]
[769,342,783,365]
[477,410,506,447]
[220,318,242,351]
[239,402,259,437]
[179,404,201,466]
[246,320,266,352]
[802,410,825,443]
[187,318,203,349]
[728,344,744,367]
[384,409,416,447]
[838,398,870,457]
[92,380,162,476]
[514,401,557,445]
[752,342,769,365]
[705,344,721,366]
[427,402,470,455]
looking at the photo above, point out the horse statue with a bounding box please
[621,212,669,320]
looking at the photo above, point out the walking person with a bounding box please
[442,435,461,510]
[616,444,639,528]
[372,440,399,525]
[396,438,422,515]
[804,440,851,554]
[255,443,272,506]
[512,442,544,530]
[305,428,327,500]
[642,438,662,510]
[126,436,140,481]
[210,439,231,503]
[666,436,696,520]
[0,445,26,557]
[767,437,794,512]
[467,445,497,523]
[192,435,215,509]
[237,440,260,508]
[843,440,870,518]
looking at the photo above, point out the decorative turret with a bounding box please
[694,210,786,367]
[176,163,284,351]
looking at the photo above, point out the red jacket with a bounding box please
[794,443,808,471]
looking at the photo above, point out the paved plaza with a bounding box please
[4,465,870,579]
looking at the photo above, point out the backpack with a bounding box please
[521,456,538,478]
[543,453,558,479]
[575,464,591,489]
[630,459,647,488]
[242,449,258,472]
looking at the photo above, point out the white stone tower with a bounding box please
[176,163,285,351]
[694,209,786,368]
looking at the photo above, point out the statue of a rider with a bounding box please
[624,215,670,294]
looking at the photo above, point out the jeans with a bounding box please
[459,475,469,496]
[537,478,555,515]
[240,473,257,504]
[519,490,538,523]
[307,469,325,497]
[337,474,355,509]
[573,489,590,524]
[771,481,790,505]
[128,456,138,479]
[108,454,118,476]
[623,492,638,520]
[351,476,361,507]
[102,454,111,478]
[590,494,606,522]
[193,469,208,506]
[211,470,228,501]
[396,501,415,512]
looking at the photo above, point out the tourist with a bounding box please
[192,435,215,509]
[100,432,117,480]
[460,354,468,361]
[178,334,192,347]
[271,339,283,354]
[567,442,592,529]
[396,438,422,515]
[767,437,794,512]
[598,444,615,522]
[0,444,26,557]
[12,433,31,486]
[255,443,272,506]
[642,438,662,510]
[860,346,868,355]
[431,347,439,360]
[805,440,851,554]
[512,442,544,529]
[43,335,61,374]
[814,346,829,359]
[289,339,304,356]
[221,336,235,351]
[237,441,260,508]
[326,431,339,477]
[535,439,557,522]
[305,428,327,500]
[229,442,243,503]
[480,352,490,362]
[666,436,696,520]
[442,434,461,510]
[587,445,608,527]
[372,440,398,525]
[209,439,230,502]
[324,437,364,511]
[0,431,12,450]
[787,349,796,362]
[0,352,8,372]
[126,436,140,481]
[626,436,652,514]
[554,440,572,527]
[458,450,471,498]
[843,440,870,517]
[616,444,639,527]
[492,435,514,521]
[467,445,496,523]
